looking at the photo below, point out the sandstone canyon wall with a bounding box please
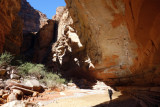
[54,0,160,105]
[0,0,22,54]
[63,0,160,86]
[19,0,48,33]
[19,0,49,56]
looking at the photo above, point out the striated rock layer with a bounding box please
[19,0,48,33]
[19,0,49,56]
[0,0,22,54]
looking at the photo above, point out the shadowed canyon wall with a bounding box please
[19,0,49,56]
[19,0,48,33]
[0,0,48,54]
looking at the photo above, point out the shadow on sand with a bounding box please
[93,95,142,107]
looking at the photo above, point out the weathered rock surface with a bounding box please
[64,0,160,86]
[19,0,48,33]
[52,6,66,21]
[0,98,6,104]
[50,0,160,106]
[7,80,44,93]
[7,93,18,102]
[10,74,20,79]
[0,0,22,54]
[0,69,7,76]
[2,94,9,100]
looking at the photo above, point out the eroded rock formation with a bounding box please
[64,0,160,86]
[51,0,160,105]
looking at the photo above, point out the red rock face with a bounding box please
[62,0,160,105]
[124,0,160,85]
[64,0,160,87]
[0,0,48,54]
[0,0,22,54]
[19,0,48,33]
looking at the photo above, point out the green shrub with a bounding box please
[41,72,66,88]
[18,62,66,88]
[18,62,46,78]
[0,52,14,66]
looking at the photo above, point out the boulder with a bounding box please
[7,93,18,102]
[11,86,38,95]
[2,93,9,99]
[0,80,5,88]
[12,89,23,100]
[24,79,44,92]
[0,98,6,104]
[10,74,20,79]
[1,100,37,107]
[67,83,76,87]
[12,89,23,95]
[0,69,6,76]
[6,79,44,93]
[11,69,18,74]
[0,89,4,96]
[6,80,33,90]
[3,90,9,94]
[32,92,39,97]
[6,67,12,71]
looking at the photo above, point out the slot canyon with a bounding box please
[0,0,160,106]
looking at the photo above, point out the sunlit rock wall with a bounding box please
[64,0,160,87]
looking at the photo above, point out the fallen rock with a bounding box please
[0,80,5,88]
[1,100,37,107]
[2,93,9,99]
[0,69,6,76]
[67,83,76,87]
[3,90,9,94]
[0,89,4,96]
[12,89,23,95]
[6,79,44,93]
[0,98,6,104]
[67,83,77,90]
[6,80,32,90]
[6,67,12,71]
[10,74,20,79]
[12,89,23,100]
[24,79,44,92]
[7,93,18,102]
[32,92,39,97]
[11,86,38,95]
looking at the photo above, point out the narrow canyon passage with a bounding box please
[0,0,160,107]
